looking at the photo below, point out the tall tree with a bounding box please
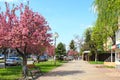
[56,42,66,57]
[91,26,104,51]
[91,26,104,61]
[81,27,99,61]
[69,40,76,51]
[0,2,52,77]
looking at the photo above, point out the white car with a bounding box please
[0,54,4,59]
[67,56,74,61]
[5,57,22,66]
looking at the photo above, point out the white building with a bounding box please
[115,29,120,69]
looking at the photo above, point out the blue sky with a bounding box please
[0,0,96,48]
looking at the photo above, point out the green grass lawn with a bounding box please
[0,60,66,80]
[35,60,66,73]
[104,66,115,68]
[89,61,104,64]
[0,66,22,80]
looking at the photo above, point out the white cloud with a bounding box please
[80,24,93,28]
[79,24,93,34]
[87,25,93,28]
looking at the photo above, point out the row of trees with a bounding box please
[55,40,78,60]
[80,0,120,61]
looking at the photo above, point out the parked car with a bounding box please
[38,55,48,62]
[32,56,38,62]
[67,56,74,61]
[0,54,4,59]
[5,57,22,66]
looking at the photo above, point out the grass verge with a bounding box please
[35,60,66,73]
[89,61,104,64]
[0,60,66,80]
[104,66,115,68]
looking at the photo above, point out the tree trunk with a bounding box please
[2,48,7,68]
[16,48,28,78]
[111,34,116,45]
[88,55,90,61]
[54,55,56,66]
[95,53,97,62]
[22,54,28,78]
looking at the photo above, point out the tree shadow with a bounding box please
[34,70,85,79]
[42,70,85,76]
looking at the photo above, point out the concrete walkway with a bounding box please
[37,60,120,80]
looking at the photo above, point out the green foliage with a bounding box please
[81,26,103,61]
[84,28,92,43]
[93,0,120,45]
[81,27,95,52]
[69,40,76,51]
[55,42,66,56]
[91,26,104,52]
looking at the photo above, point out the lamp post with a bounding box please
[53,32,59,65]
[110,42,113,62]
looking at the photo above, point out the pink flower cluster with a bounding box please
[0,3,52,55]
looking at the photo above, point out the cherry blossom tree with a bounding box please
[46,45,55,57]
[67,49,78,56]
[0,2,52,77]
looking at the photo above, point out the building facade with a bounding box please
[115,29,120,69]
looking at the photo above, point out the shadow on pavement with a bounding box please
[42,70,85,77]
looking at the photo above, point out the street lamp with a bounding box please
[53,32,59,65]
[54,32,59,47]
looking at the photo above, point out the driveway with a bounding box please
[37,60,120,80]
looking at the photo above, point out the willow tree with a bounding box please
[91,26,104,61]
[94,0,120,45]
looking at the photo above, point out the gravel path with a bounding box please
[37,60,120,80]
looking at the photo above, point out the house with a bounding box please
[82,51,90,61]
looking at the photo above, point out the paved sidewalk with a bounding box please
[37,60,120,80]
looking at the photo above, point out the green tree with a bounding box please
[91,26,104,61]
[69,40,76,51]
[81,27,102,61]
[93,0,120,45]
[80,27,93,61]
[56,42,66,57]
[91,26,104,51]
[80,27,92,52]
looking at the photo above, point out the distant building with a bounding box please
[103,37,113,52]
